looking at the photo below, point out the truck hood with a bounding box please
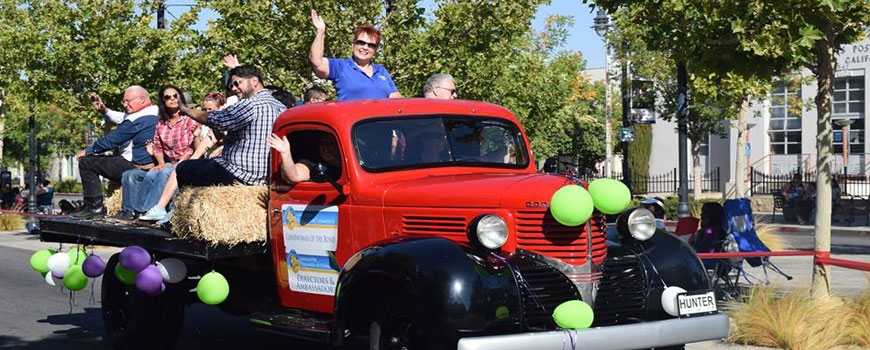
[382,173,574,208]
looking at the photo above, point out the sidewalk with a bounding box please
[754,212,870,235]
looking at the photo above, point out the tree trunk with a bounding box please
[811,31,836,298]
[692,142,702,199]
[734,101,749,198]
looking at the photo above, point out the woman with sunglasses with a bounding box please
[115,85,201,221]
[309,9,403,101]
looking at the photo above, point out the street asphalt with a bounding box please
[0,208,867,349]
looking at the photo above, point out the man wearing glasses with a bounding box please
[308,9,402,101]
[72,86,158,219]
[422,73,458,100]
[177,64,285,187]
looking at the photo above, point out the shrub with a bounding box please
[0,213,24,231]
[55,178,82,193]
[756,224,788,252]
[728,287,850,349]
[844,290,870,347]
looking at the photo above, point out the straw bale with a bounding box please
[170,184,268,245]
[105,182,122,215]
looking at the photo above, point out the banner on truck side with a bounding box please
[282,204,340,296]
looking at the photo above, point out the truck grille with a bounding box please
[401,215,467,237]
[592,254,648,326]
[512,254,581,330]
[515,210,607,266]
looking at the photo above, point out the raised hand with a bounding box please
[268,133,291,155]
[311,9,326,33]
[222,54,240,69]
[90,93,107,113]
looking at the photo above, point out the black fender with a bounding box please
[607,226,711,320]
[333,236,522,345]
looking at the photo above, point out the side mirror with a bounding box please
[310,163,346,196]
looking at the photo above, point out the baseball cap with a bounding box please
[640,197,664,208]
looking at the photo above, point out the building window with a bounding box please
[832,76,865,154]
[768,79,802,154]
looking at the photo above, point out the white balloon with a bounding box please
[45,272,56,286]
[661,286,688,317]
[47,252,71,278]
[158,258,187,284]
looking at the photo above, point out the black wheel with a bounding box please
[654,345,685,350]
[102,254,186,350]
[367,298,436,350]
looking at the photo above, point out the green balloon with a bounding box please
[495,306,510,320]
[552,300,594,330]
[588,178,632,215]
[68,248,88,266]
[197,271,230,305]
[549,185,594,226]
[114,263,137,285]
[30,249,56,273]
[63,265,89,291]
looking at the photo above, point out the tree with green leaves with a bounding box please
[593,0,870,296]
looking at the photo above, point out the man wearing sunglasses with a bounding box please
[309,9,402,101]
[72,86,159,219]
[177,64,285,187]
[422,73,458,100]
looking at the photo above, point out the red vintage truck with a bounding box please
[38,98,728,350]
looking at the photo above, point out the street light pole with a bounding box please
[592,10,613,177]
[621,45,632,189]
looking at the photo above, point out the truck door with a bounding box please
[268,126,349,314]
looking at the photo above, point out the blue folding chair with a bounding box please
[722,198,792,284]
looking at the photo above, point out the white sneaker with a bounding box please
[140,206,168,221]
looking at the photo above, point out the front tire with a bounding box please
[368,298,435,350]
[102,254,186,350]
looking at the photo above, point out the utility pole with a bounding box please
[27,100,36,214]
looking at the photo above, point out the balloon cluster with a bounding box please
[552,300,594,329]
[29,247,102,290]
[549,179,632,227]
[115,246,193,297]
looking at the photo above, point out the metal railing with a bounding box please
[750,168,870,197]
[576,167,721,195]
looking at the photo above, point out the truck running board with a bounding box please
[249,310,332,343]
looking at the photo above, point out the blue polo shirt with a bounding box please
[327,57,398,101]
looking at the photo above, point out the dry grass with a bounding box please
[105,183,122,215]
[0,213,25,231]
[170,184,268,245]
[728,286,856,350]
[843,290,870,347]
[756,224,788,252]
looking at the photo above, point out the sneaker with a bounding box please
[139,206,168,221]
[110,209,138,222]
[156,211,172,225]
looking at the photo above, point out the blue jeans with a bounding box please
[121,166,175,212]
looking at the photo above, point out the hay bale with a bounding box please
[170,184,268,245]
[105,183,122,215]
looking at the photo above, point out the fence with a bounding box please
[576,167,721,195]
[750,168,870,196]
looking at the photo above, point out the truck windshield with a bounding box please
[354,116,529,171]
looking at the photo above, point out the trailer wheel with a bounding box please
[102,254,186,350]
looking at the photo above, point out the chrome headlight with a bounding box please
[627,208,656,241]
[474,214,508,250]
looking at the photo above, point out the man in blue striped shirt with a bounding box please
[177,64,286,187]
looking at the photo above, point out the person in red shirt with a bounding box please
[113,85,200,221]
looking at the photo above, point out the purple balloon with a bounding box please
[82,255,106,278]
[51,271,64,279]
[120,246,151,272]
[135,265,164,296]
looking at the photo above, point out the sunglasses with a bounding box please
[352,39,379,50]
[162,93,178,101]
[437,86,457,95]
[232,79,246,88]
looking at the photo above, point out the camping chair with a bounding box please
[721,198,793,285]
[673,216,699,244]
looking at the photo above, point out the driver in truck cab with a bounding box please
[267,132,341,183]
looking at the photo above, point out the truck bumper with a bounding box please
[457,313,729,350]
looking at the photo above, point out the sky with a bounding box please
[161,0,607,69]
